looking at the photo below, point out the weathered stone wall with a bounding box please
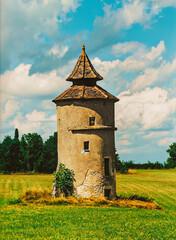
[56,99,116,198]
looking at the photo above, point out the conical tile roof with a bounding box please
[52,85,119,102]
[53,44,119,103]
[66,44,103,81]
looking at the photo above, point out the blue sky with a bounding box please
[1,0,176,163]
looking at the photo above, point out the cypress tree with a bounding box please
[14,128,19,140]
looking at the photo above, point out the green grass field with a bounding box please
[116,169,176,210]
[0,170,176,239]
[0,174,53,205]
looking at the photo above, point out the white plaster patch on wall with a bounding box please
[76,169,104,198]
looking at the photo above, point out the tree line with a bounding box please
[0,128,175,174]
[116,142,176,173]
[0,129,57,174]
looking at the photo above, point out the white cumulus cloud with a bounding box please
[146,41,165,60]
[1,0,82,73]
[94,41,167,80]
[132,57,176,91]
[1,64,67,97]
[10,110,56,137]
[1,99,19,121]
[88,0,176,50]
[116,87,176,130]
[11,113,41,134]
[46,44,69,58]
[26,110,56,122]
[112,41,146,56]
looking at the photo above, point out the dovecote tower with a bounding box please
[53,45,119,199]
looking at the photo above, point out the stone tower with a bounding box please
[53,45,119,199]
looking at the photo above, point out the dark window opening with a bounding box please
[89,117,95,126]
[112,161,114,172]
[84,141,89,152]
[104,189,111,199]
[104,158,110,176]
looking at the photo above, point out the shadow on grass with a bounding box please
[0,196,22,206]
[116,194,154,202]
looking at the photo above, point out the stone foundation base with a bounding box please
[76,169,104,198]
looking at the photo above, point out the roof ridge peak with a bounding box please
[66,44,103,82]
[81,44,85,55]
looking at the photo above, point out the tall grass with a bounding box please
[18,188,160,209]
[0,174,53,205]
[116,169,176,210]
[0,169,176,209]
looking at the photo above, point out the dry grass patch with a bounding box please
[128,169,137,174]
[19,188,161,210]
[20,187,51,201]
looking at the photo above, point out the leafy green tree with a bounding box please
[0,129,23,172]
[0,142,4,171]
[119,162,128,174]
[53,163,75,197]
[11,128,21,171]
[23,133,43,171]
[166,143,176,168]
[115,152,128,174]
[39,132,57,173]
[19,135,28,171]
[0,136,17,172]
[0,138,11,172]
[12,138,21,172]
[115,152,122,171]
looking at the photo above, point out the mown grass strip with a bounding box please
[0,205,176,240]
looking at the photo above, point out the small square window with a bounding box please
[89,117,95,126]
[84,141,89,152]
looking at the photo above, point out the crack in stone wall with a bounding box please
[76,169,104,198]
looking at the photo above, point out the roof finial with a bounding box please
[82,44,85,54]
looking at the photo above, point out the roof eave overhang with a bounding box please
[66,77,103,82]
[52,97,119,104]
